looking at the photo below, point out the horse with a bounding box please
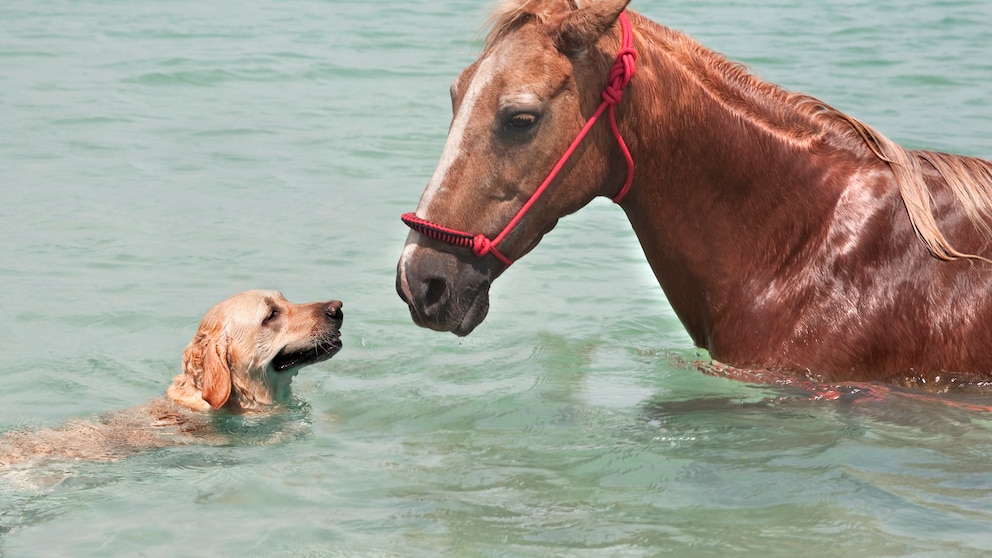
[396,0,992,388]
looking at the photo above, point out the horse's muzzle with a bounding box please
[396,243,492,336]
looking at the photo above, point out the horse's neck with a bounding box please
[615,26,859,349]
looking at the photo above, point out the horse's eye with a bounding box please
[506,112,539,130]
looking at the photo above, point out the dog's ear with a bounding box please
[199,330,233,410]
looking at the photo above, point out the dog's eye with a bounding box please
[262,308,279,325]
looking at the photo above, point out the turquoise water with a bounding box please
[3,0,992,555]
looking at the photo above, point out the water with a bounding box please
[2,0,992,555]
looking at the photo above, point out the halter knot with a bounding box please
[471,234,492,257]
[602,47,637,105]
[473,234,512,265]
[601,84,623,105]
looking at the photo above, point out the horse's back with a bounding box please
[800,151,992,382]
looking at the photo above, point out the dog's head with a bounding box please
[169,290,343,412]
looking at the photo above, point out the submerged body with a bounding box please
[396,0,992,386]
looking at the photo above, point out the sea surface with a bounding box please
[2,0,992,556]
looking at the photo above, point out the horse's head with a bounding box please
[397,0,634,335]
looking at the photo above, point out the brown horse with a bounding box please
[396,0,992,387]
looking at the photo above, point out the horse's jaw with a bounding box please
[411,287,490,337]
[396,241,494,336]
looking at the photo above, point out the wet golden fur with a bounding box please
[0,290,342,465]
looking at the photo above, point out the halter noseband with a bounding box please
[402,12,637,267]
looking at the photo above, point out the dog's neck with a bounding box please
[227,367,299,411]
[166,366,298,413]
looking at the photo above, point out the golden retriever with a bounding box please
[0,290,343,465]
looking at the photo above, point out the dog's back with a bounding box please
[0,399,222,466]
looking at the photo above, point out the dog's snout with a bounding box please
[325,300,343,320]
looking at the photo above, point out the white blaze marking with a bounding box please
[399,48,506,303]
[416,51,504,214]
[398,242,417,302]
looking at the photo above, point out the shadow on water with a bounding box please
[643,365,992,440]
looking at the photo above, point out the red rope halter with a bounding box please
[402,12,637,267]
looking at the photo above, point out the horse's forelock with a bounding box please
[484,0,572,46]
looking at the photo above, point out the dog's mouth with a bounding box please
[272,334,342,373]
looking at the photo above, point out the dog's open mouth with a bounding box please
[272,336,342,372]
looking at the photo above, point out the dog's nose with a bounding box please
[325,300,343,319]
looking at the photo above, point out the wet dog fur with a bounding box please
[0,290,342,465]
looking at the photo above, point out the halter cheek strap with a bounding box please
[402,11,637,267]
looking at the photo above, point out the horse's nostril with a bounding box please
[424,278,447,307]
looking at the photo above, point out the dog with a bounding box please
[0,290,343,465]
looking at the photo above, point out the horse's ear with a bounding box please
[553,0,632,57]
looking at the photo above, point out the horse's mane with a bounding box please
[836,117,992,260]
[648,21,992,260]
[484,0,992,261]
